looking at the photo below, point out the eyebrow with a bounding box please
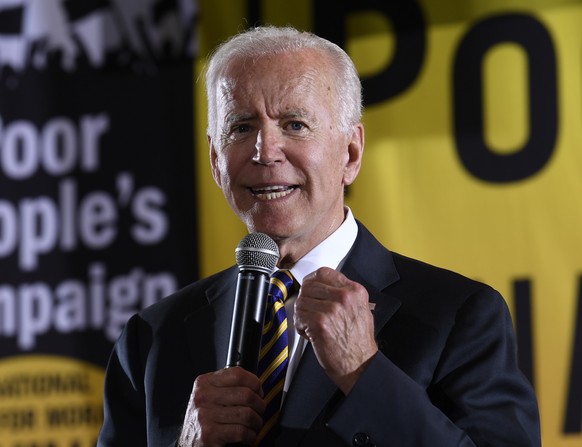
[283,109,312,120]
[225,113,255,125]
[224,108,314,126]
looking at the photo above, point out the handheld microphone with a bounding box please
[226,232,279,372]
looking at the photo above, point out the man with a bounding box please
[98,26,541,446]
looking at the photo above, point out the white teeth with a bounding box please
[252,185,295,200]
[257,185,286,192]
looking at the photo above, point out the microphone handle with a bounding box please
[226,269,270,372]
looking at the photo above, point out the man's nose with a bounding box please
[253,127,284,165]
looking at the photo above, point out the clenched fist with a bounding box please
[178,367,265,446]
[294,267,378,394]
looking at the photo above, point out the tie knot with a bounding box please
[269,269,297,302]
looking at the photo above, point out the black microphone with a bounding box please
[226,232,279,372]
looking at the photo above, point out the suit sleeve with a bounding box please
[97,314,150,447]
[325,288,541,447]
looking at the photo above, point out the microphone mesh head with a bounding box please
[235,233,279,273]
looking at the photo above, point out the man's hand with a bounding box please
[294,267,378,395]
[178,367,265,446]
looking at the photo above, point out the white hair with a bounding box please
[204,26,363,143]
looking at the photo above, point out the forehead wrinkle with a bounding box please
[279,67,320,99]
[217,75,235,97]
[217,76,239,110]
[265,69,326,121]
[217,78,250,130]
[218,55,332,126]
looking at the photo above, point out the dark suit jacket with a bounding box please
[98,222,541,446]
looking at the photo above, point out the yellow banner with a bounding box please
[0,355,104,446]
[196,1,582,445]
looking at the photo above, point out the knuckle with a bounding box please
[294,296,305,311]
[192,392,206,407]
[192,385,208,407]
[335,288,351,305]
[194,374,208,388]
[235,386,253,403]
[312,312,327,329]
[195,408,211,425]
[227,366,243,380]
[198,425,218,445]
[237,406,258,426]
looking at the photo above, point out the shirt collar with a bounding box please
[289,207,358,285]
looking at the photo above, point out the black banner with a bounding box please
[0,1,198,444]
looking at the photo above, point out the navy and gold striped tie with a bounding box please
[255,269,297,446]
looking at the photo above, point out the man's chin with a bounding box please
[244,215,297,238]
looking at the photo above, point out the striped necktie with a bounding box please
[255,269,297,446]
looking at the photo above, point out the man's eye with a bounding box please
[222,124,251,144]
[234,124,250,134]
[288,122,305,131]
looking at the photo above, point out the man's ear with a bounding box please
[343,123,364,186]
[208,136,222,188]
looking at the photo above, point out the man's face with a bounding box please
[209,49,363,264]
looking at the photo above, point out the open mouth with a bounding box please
[251,185,297,200]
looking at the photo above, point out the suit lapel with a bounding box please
[183,267,238,372]
[277,344,339,446]
[342,221,402,336]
